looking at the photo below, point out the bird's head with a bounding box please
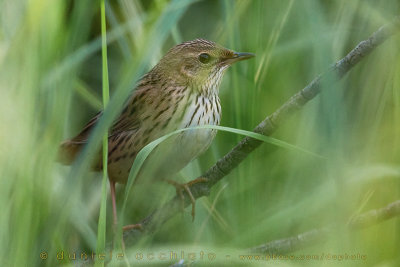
[154,39,254,94]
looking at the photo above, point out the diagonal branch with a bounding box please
[123,16,400,246]
[250,200,400,254]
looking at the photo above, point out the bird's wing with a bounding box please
[67,111,102,143]
[58,92,142,166]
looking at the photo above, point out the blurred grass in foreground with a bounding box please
[0,0,399,266]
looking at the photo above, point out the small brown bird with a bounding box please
[59,39,254,230]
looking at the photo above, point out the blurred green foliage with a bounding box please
[0,0,399,266]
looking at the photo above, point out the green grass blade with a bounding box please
[95,0,110,265]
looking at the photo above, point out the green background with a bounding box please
[0,0,399,266]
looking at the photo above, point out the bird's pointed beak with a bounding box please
[222,51,255,65]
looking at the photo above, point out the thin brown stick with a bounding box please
[250,200,400,254]
[123,16,400,246]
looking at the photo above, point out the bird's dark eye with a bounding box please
[198,53,211,64]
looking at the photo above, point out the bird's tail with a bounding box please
[57,140,85,165]
[58,111,103,168]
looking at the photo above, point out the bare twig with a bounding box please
[250,227,332,255]
[250,200,400,254]
[123,16,400,246]
[348,199,400,229]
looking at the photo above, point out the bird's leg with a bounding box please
[110,180,143,230]
[166,177,209,221]
[109,180,118,231]
[109,180,142,251]
[110,180,143,232]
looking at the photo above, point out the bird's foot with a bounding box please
[122,223,143,232]
[166,177,209,221]
[118,223,143,251]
